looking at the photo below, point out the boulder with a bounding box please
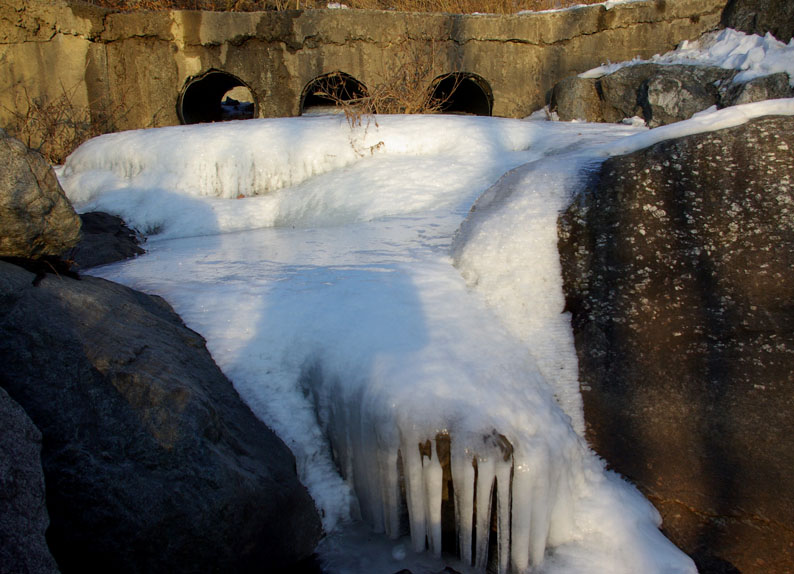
[720,72,794,107]
[0,260,322,574]
[550,64,736,126]
[721,0,794,43]
[0,387,60,574]
[69,212,145,269]
[0,131,81,259]
[596,64,654,122]
[548,76,603,122]
[558,116,794,573]
[638,65,735,127]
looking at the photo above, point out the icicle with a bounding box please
[528,447,553,567]
[529,484,551,565]
[474,456,495,570]
[510,445,555,573]
[355,407,385,531]
[376,446,402,538]
[451,444,475,566]
[495,460,512,574]
[325,392,356,508]
[400,433,428,553]
[422,438,444,556]
[467,431,516,574]
[510,464,533,574]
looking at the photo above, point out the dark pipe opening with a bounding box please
[178,70,256,125]
[300,71,368,115]
[430,73,493,116]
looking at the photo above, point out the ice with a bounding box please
[58,108,762,573]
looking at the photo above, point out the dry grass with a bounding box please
[80,0,599,14]
[4,83,130,164]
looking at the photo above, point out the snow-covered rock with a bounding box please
[551,63,747,126]
[722,71,794,105]
[550,28,794,126]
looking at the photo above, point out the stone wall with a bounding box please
[1,0,726,133]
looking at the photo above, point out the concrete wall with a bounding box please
[0,0,727,133]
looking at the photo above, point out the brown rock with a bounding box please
[559,116,794,573]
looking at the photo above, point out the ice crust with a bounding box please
[55,103,794,572]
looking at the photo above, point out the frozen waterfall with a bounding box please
[57,113,716,573]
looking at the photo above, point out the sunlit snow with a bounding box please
[55,101,794,573]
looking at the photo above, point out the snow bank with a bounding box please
[59,115,635,240]
[581,28,794,86]
[59,114,540,204]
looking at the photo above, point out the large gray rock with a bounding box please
[638,65,736,127]
[721,72,794,107]
[548,76,603,122]
[558,116,794,573]
[0,131,82,259]
[596,64,655,122]
[722,0,794,43]
[0,261,322,574]
[0,387,60,574]
[550,64,737,126]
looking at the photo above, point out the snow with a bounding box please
[596,98,794,156]
[55,98,794,573]
[581,28,794,87]
[516,0,644,16]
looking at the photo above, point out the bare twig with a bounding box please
[3,80,131,164]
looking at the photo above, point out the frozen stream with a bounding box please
[56,112,727,574]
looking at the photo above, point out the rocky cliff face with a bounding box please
[559,115,794,573]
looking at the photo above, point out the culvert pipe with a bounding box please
[178,70,257,125]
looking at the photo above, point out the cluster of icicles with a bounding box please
[332,426,573,574]
[308,364,583,574]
